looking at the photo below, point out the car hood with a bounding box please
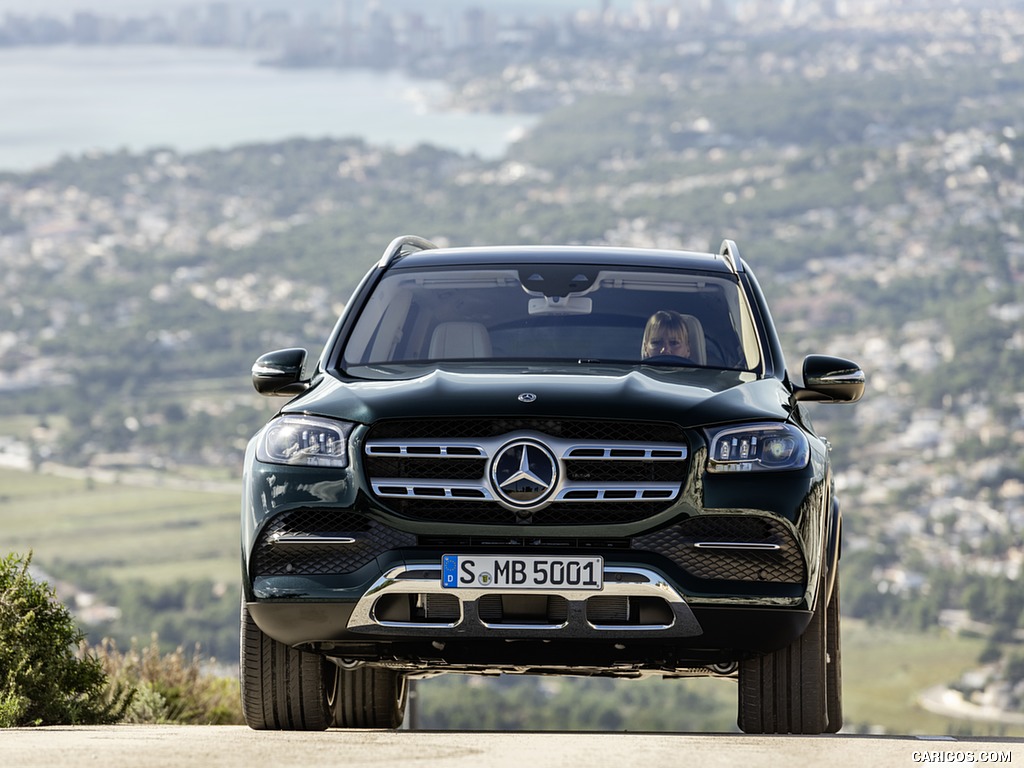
[286,366,792,429]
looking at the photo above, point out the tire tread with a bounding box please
[333,667,407,729]
[239,601,331,731]
[737,578,829,734]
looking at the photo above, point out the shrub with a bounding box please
[94,635,243,725]
[0,552,133,726]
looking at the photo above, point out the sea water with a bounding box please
[0,45,536,172]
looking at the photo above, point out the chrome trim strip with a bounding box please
[365,440,487,458]
[817,371,866,385]
[561,443,688,461]
[371,479,495,500]
[553,482,681,501]
[693,541,782,551]
[479,620,569,630]
[268,534,358,546]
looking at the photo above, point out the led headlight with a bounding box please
[257,415,354,468]
[706,422,809,473]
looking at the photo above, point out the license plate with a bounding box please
[442,555,603,590]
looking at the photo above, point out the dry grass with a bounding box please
[92,636,243,725]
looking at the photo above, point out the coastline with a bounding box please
[0,44,537,173]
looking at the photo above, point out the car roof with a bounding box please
[389,244,740,274]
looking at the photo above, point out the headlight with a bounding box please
[257,415,354,468]
[706,422,809,473]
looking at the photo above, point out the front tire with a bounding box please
[331,666,408,729]
[824,576,843,733]
[737,574,835,734]
[239,600,333,731]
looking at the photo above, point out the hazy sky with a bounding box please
[0,0,600,19]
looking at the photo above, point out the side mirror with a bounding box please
[794,354,865,403]
[251,348,309,397]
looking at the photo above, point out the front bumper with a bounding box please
[241,430,829,671]
[247,556,813,673]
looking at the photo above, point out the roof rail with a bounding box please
[377,235,439,269]
[718,239,743,274]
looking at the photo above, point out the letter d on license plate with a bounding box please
[442,555,603,590]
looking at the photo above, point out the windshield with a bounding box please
[341,265,763,373]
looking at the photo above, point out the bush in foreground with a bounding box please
[94,636,243,725]
[0,552,133,727]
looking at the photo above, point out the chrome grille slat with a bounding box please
[554,482,681,501]
[372,479,494,500]
[564,445,687,460]
[371,479,680,502]
[365,437,687,462]
[365,440,487,458]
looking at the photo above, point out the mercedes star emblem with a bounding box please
[490,439,558,509]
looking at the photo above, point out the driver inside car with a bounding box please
[641,309,691,360]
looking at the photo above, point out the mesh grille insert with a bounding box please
[251,509,416,577]
[632,515,806,584]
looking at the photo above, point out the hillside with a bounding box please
[1,3,1024,728]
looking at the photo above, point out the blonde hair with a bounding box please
[642,310,690,356]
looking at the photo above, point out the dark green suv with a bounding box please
[240,236,864,733]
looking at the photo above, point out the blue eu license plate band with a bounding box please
[442,554,459,588]
[441,554,603,590]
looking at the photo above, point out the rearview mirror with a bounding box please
[251,348,309,396]
[528,295,593,315]
[794,355,865,403]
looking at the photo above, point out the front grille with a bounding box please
[364,418,689,525]
[251,509,417,577]
[633,515,806,584]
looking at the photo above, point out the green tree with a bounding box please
[0,552,132,727]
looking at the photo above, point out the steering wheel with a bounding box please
[703,336,726,366]
[641,354,695,365]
